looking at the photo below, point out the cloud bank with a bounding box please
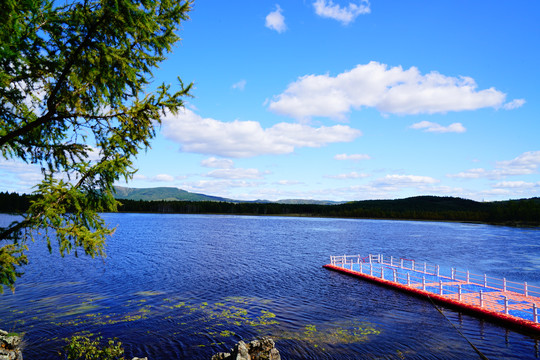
[162,109,361,158]
[448,151,540,179]
[268,61,524,119]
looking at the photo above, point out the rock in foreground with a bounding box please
[211,337,280,360]
[0,330,23,360]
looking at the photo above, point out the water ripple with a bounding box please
[1,213,540,359]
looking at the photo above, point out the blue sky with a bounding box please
[3,0,540,202]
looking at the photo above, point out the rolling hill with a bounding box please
[113,186,341,205]
[113,186,233,202]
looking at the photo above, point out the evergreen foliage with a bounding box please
[2,192,539,226]
[114,195,540,226]
[0,0,192,293]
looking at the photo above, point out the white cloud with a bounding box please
[479,188,512,197]
[373,174,440,188]
[152,174,175,182]
[410,121,466,133]
[447,168,487,179]
[85,146,103,162]
[326,171,370,179]
[181,179,261,199]
[493,181,540,189]
[313,0,370,25]
[503,98,525,110]
[308,175,456,201]
[334,153,371,161]
[268,61,510,119]
[9,79,47,117]
[162,108,361,158]
[201,156,267,180]
[496,150,540,173]
[0,159,39,174]
[0,159,43,193]
[448,151,540,180]
[265,5,287,33]
[201,157,234,169]
[17,172,43,182]
[207,168,266,180]
[232,79,247,91]
[275,180,303,185]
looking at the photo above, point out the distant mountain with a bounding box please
[113,186,344,204]
[113,186,234,202]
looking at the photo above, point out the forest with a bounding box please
[1,192,539,226]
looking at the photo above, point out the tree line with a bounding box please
[2,192,539,226]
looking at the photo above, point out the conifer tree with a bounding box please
[0,0,192,292]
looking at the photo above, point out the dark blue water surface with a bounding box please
[2,213,540,359]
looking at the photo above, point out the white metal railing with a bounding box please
[329,254,540,323]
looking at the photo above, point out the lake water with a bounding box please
[1,213,540,359]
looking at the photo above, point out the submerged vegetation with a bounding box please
[2,192,540,226]
[278,321,381,346]
[4,291,381,355]
[63,335,125,360]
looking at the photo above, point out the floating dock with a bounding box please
[323,254,540,334]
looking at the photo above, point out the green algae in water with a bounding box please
[275,319,381,346]
[134,291,164,296]
[222,296,273,305]
[304,324,317,337]
[60,304,101,317]
[6,290,381,356]
[219,330,235,337]
[253,310,279,326]
[154,296,282,348]
[25,294,282,349]
[168,297,380,350]
[138,306,152,313]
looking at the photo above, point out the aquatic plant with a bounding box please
[63,335,124,360]
[133,291,164,297]
[275,320,381,346]
[7,290,382,356]
[219,330,235,337]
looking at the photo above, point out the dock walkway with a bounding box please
[323,254,540,334]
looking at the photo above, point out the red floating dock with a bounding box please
[324,254,540,335]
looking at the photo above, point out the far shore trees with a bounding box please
[0,0,192,293]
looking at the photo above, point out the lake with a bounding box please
[1,213,540,359]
